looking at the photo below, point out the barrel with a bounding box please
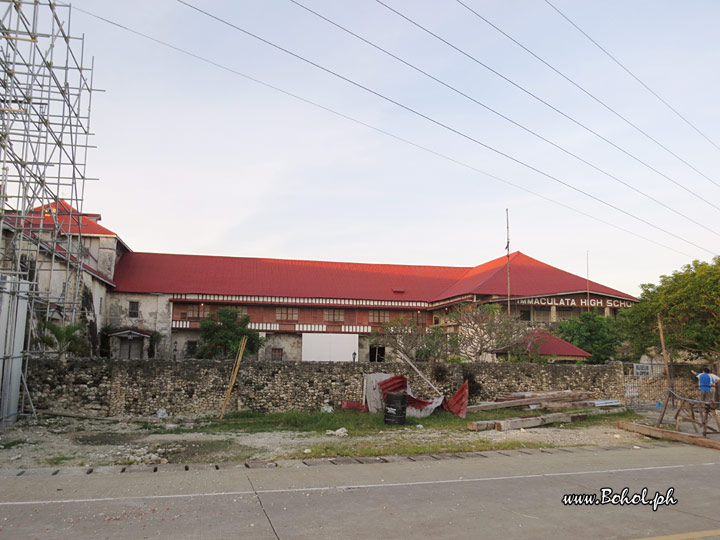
[384,392,407,425]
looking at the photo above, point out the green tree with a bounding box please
[197,308,263,359]
[371,316,458,362]
[618,257,720,359]
[448,303,530,362]
[554,310,619,364]
[419,325,460,362]
[37,321,89,359]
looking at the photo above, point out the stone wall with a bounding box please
[25,357,625,418]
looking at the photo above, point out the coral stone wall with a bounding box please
[25,358,626,418]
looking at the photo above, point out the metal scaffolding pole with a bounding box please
[0,0,95,427]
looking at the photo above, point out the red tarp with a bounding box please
[378,375,468,417]
[442,380,469,418]
[341,400,368,412]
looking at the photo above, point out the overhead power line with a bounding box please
[175,0,717,256]
[66,3,696,260]
[373,0,720,212]
[459,0,720,191]
[544,0,720,161]
[287,0,719,238]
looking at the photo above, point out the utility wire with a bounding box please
[459,0,720,191]
[175,0,716,255]
[544,0,720,160]
[66,3,697,258]
[287,0,719,238]
[373,0,720,212]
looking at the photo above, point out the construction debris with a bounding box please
[467,406,626,431]
[494,390,595,401]
[617,421,720,450]
[542,399,622,410]
[364,374,468,418]
[495,412,588,431]
[466,390,598,413]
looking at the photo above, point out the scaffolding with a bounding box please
[0,0,95,427]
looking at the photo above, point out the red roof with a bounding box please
[524,329,592,358]
[437,252,631,300]
[113,251,635,303]
[18,200,118,236]
[113,253,466,300]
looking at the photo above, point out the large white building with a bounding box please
[3,202,637,361]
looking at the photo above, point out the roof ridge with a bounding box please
[126,251,473,271]
[432,251,521,301]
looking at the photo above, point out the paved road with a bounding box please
[1,443,719,539]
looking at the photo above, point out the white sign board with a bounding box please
[633,364,652,377]
[301,333,358,362]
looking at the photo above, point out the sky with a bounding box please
[59,0,720,296]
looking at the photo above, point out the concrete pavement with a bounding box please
[1,443,719,539]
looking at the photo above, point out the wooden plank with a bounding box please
[467,407,625,432]
[467,398,548,411]
[541,401,574,410]
[542,400,621,410]
[466,420,496,431]
[588,407,626,415]
[495,413,572,431]
[467,392,595,412]
[591,400,623,407]
[617,421,720,450]
[495,390,595,402]
[656,391,670,427]
[219,336,248,420]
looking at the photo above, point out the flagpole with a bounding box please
[506,209,511,315]
[586,250,590,313]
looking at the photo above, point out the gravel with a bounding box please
[0,413,651,470]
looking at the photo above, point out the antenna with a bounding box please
[586,251,590,312]
[506,209,511,315]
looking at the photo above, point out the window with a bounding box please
[128,301,139,318]
[370,346,385,362]
[534,306,551,322]
[411,311,425,325]
[323,309,344,322]
[433,316,440,325]
[271,348,284,361]
[519,310,531,321]
[276,307,298,321]
[186,304,209,319]
[368,310,390,324]
[186,341,198,356]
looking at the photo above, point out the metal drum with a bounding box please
[384,392,407,425]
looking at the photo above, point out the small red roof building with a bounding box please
[495,329,592,361]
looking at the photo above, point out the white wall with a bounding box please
[301,333,358,362]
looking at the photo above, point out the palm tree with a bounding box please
[37,321,88,360]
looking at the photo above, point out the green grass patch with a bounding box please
[0,439,30,450]
[282,439,554,459]
[43,455,75,466]
[136,407,633,437]
[142,408,574,436]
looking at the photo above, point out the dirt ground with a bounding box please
[0,413,652,470]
